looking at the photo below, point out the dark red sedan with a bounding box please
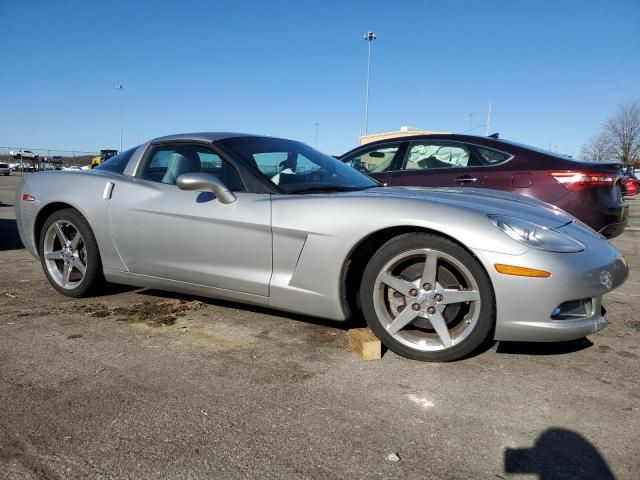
[621,175,639,197]
[339,134,628,238]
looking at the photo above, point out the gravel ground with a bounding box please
[1,174,639,479]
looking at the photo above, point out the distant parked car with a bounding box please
[340,134,628,238]
[0,162,10,176]
[10,149,38,160]
[621,175,639,197]
[8,162,35,172]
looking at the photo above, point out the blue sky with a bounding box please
[1,0,639,155]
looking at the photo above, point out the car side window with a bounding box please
[476,147,511,165]
[343,144,400,173]
[403,142,480,170]
[139,144,244,191]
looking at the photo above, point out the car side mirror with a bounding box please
[176,172,236,204]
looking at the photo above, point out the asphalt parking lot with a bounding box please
[0,174,639,479]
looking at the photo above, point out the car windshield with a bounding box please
[220,137,380,193]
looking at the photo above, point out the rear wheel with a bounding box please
[39,208,104,297]
[361,233,495,362]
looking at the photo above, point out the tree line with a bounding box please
[581,101,640,165]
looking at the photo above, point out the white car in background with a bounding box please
[8,162,35,172]
[0,162,10,176]
[10,149,38,160]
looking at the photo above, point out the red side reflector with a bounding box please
[550,171,618,192]
[22,193,35,202]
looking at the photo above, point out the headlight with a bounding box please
[488,215,584,252]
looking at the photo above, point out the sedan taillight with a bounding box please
[550,171,618,192]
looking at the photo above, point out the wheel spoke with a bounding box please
[421,252,438,287]
[429,311,453,347]
[72,258,86,275]
[62,262,71,285]
[386,307,418,335]
[70,232,82,249]
[54,223,69,245]
[378,272,416,297]
[439,289,480,305]
[44,250,64,260]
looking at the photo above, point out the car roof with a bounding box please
[357,133,499,147]
[150,132,257,143]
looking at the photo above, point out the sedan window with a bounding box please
[477,147,510,165]
[403,142,480,170]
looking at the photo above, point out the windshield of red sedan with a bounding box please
[220,137,379,193]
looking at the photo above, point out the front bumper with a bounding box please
[474,223,628,342]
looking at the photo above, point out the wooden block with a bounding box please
[348,328,381,361]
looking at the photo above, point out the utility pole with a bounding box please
[362,31,377,136]
[116,84,124,151]
[485,102,492,136]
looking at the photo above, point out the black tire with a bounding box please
[39,208,104,297]
[3,173,9,176]
[360,232,495,362]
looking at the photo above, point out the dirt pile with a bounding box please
[78,299,206,327]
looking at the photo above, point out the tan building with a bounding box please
[358,125,451,146]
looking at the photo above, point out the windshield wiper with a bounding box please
[287,185,377,194]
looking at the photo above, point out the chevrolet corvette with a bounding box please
[15,133,629,361]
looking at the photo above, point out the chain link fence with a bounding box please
[0,146,98,174]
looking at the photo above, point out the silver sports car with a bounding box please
[15,133,629,361]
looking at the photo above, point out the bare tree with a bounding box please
[604,101,640,164]
[581,132,614,162]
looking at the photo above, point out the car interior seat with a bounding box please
[417,156,453,169]
[162,151,201,185]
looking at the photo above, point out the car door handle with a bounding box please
[103,181,115,200]
[455,176,477,183]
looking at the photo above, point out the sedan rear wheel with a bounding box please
[39,208,104,297]
[361,233,495,361]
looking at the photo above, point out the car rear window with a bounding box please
[95,148,137,174]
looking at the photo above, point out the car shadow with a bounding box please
[504,428,615,479]
[0,218,24,251]
[496,338,593,356]
[137,288,365,332]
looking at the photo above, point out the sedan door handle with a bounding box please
[455,176,477,183]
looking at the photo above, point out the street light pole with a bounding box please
[362,31,377,136]
[116,84,124,152]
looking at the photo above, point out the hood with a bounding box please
[353,186,573,229]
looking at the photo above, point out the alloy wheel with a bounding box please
[43,220,87,290]
[372,248,481,352]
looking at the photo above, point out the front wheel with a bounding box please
[360,233,495,362]
[39,208,104,297]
